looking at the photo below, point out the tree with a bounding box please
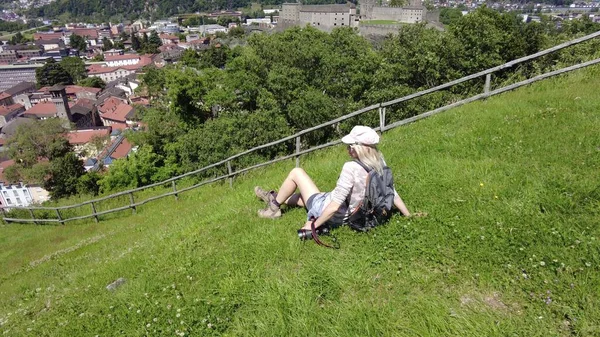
[228,26,245,38]
[5,118,85,199]
[69,34,88,51]
[44,152,85,199]
[148,30,162,46]
[102,37,114,51]
[131,34,141,51]
[78,76,106,89]
[98,145,171,192]
[9,31,27,45]
[60,57,87,83]
[35,58,73,87]
[140,66,166,98]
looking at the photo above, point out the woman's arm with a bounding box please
[394,194,411,217]
[301,200,341,230]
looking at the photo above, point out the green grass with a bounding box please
[1,67,600,336]
[360,20,401,25]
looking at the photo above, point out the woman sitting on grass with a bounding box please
[254,125,414,234]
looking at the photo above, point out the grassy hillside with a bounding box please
[1,67,599,336]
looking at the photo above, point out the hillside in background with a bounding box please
[26,0,347,22]
[0,66,599,336]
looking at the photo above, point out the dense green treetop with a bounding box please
[54,9,600,196]
[60,57,87,83]
[35,58,73,87]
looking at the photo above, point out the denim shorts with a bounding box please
[306,192,330,221]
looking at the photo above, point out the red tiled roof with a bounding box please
[101,103,133,123]
[87,55,153,75]
[0,104,24,116]
[23,102,57,117]
[71,28,99,39]
[0,92,11,100]
[111,138,132,159]
[67,128,111,145]
[105,54,141,61]
[73,98,95,110]
[36,85,101,96]
[159,34,179,39]
[98,97,126,114]
[88,65,133,75]
[33,32,64,40]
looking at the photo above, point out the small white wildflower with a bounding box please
[107,314,111,318]
[79,313,85,317]
[146,323,151,328]
[207,323,213,329]
[540,261,546,266]
[109,306,114,309]
[154,301,158,305]
[167,304,172,310]
[153,317,157,322]
[177,295,181,300]
[144,293,148,297]
[176,313,181,318]
[136,309,141,314]
[27,328,32,332]
[177,309,181,313]
[585,262,592,267]
[171,284,176,289]
[180,320,184,325]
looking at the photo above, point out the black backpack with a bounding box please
[348,160,395,232]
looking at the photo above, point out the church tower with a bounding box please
[49,84,73,128]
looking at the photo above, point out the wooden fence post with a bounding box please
[55,209,64,225]
[295,136,301,168]
[28,208,36,225]
[90,202,99,223]
[379,107,386,132]
[227,161,233,188]
[484,73,492,95]
[172,180,178,201]
[1,207,7,223]
[129,192,136,214]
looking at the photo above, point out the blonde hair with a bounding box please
[352,144,384,175]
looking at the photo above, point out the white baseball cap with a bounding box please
[341,126,379,146]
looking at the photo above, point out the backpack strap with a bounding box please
[353,159,371,173]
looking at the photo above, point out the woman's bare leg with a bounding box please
[275,168,320,207]
[285,193,305,208]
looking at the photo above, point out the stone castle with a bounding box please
[279,0,434,33]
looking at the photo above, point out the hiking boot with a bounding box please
[257,194,281,219]
[254,186,277,204]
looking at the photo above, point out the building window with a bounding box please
[6,198,11,204]
[2,191,7,197]
[16,197,21,204]
[13,190,18,196]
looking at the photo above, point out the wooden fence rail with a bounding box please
[3,31,600,225]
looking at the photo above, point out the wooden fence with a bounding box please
[3,30,600,224]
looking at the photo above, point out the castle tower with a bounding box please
[49,84,72,127]
[359,0,375,19]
